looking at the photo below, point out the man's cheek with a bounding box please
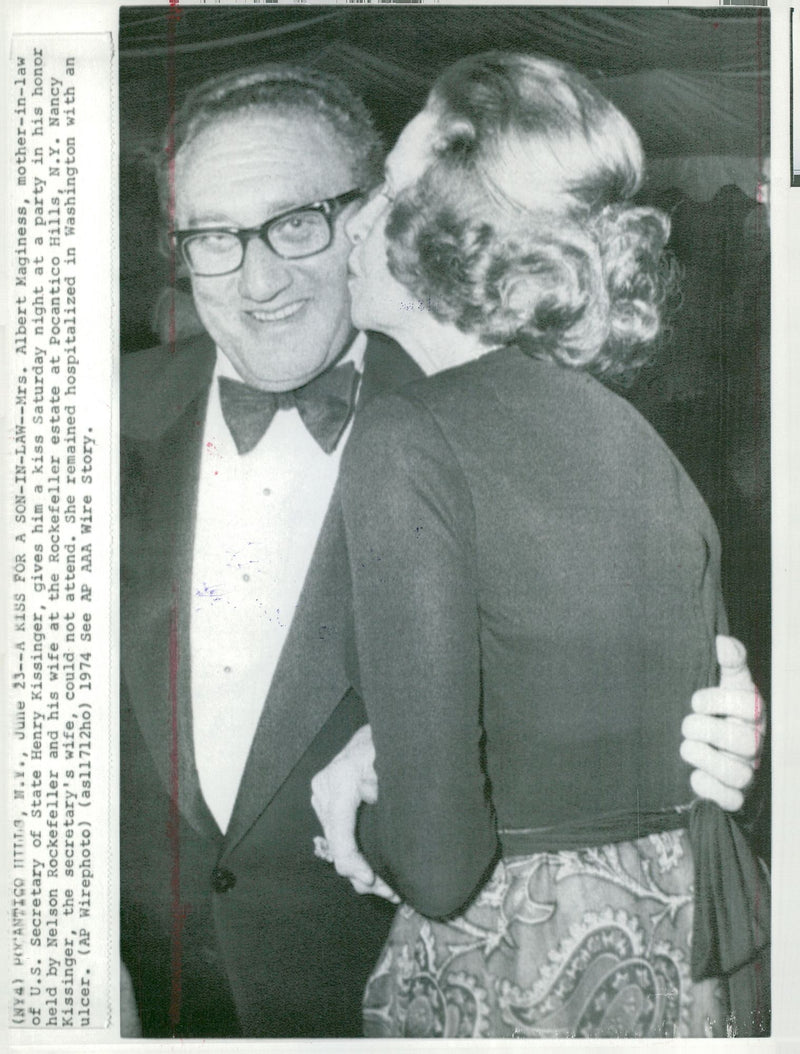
[194,292,232,329]
[193,277,231,308]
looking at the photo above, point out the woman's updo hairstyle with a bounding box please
[385,52,674,381]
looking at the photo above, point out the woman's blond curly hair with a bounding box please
[385,52,677,382]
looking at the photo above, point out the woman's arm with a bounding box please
[341,393,498,918]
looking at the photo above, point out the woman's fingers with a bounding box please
[349,875,401,903]
[311,782,375,886]
[333,848,376,886]
[311,783,399,900]
[309,727,390,894]
[312,835,333,863]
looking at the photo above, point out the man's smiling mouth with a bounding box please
[246,300,307,323]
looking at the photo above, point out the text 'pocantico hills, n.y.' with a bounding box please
[9,37,109,1030]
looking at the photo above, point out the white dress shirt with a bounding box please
[191,334,366,832]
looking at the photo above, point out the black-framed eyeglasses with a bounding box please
[172,188,364,277]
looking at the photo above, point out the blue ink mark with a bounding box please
[227,542,259,571]
[195,582,226,603]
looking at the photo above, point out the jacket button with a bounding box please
[211,866,236,893]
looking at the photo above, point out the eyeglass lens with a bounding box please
[182,209,331,275]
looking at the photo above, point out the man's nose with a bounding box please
[237,236,292,301]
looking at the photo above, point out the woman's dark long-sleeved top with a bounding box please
[341,346,726,919]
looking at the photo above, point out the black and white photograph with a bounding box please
[9,2,799,1051]
[117,5,771,1040]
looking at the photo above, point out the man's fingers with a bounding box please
[689,768,745,812]
[682,712,762,760]
[692,686,764,726]
[716,634,756,690]
[680,737,754,791]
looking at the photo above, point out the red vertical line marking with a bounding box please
[165,0,184,1031]
[167,586,185,1028]
[752,10,766,1034]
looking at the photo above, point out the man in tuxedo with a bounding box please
[120,65,422,1038]
[120,63,765,1038]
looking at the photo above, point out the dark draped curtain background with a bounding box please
[119,5,771,853]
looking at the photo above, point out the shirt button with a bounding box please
[223,665,232,674]
[242,573,250,582]
[211,866,237,894]
[263,487,271,496]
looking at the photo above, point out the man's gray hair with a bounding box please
[157,63,384,216]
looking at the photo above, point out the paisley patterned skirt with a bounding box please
[363,829,727,1038]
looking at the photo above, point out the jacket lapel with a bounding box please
[223,334,422,853]
[121,335,221,840]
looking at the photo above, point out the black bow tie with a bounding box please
[218,362,360,455]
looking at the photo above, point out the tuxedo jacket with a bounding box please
[120,331,421,1038]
